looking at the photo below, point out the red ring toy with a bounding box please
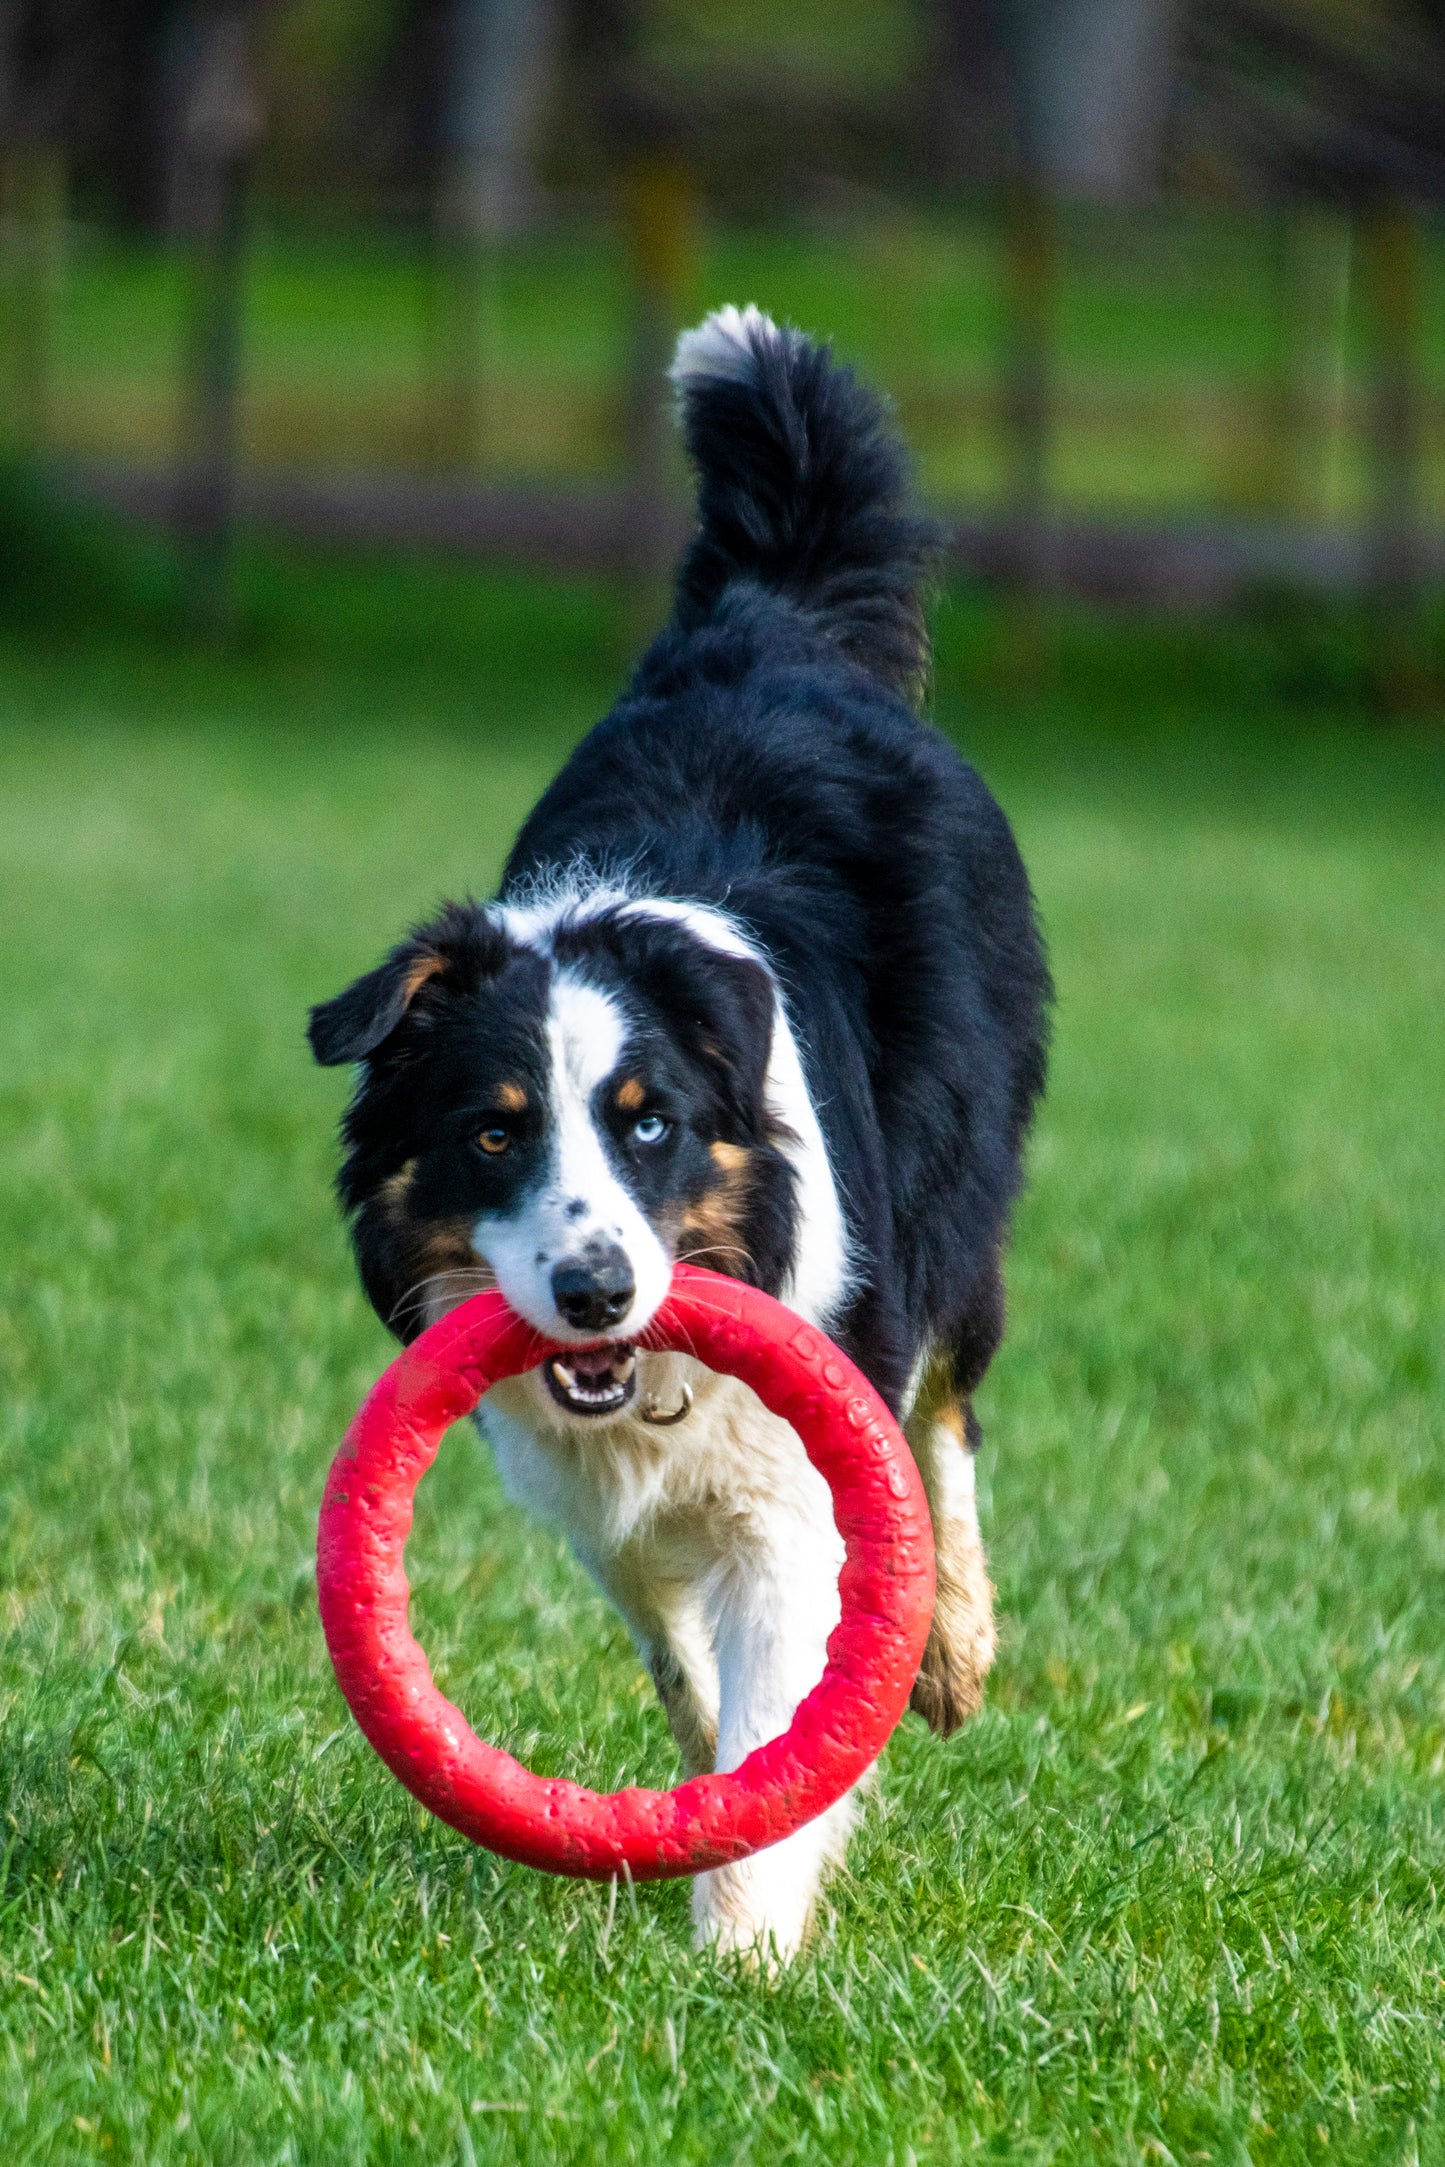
[317,1263,935,1880]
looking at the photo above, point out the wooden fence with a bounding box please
[3,141,1442,691]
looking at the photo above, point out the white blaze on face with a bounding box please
[471,971,672,1340]
[499,875,856,1334]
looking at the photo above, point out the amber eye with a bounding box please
[478,1125,510,1155]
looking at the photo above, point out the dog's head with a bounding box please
[309,897,798,1424]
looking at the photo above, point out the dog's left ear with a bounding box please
[307,944,448,1066]
[690,949,778,1133]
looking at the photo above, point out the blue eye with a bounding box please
[633,1113,668,1145]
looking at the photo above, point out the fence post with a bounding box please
[1284,204,1355,530]
[424,0,557,473]
[618,148,695,638]
[422,222,486,476]
[1358,195,1427,713]
[178,5,263,636]
[0,8,68,460]
[1253,204,1302,524]
[997,176,1058,685]
[0,136,66,458]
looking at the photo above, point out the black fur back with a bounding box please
[503,310,1051,1415]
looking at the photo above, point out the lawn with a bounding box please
[2,563,1444,2164]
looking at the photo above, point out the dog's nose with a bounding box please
[551,1247,635,1334]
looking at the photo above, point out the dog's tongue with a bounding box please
[572,1344,628,1382]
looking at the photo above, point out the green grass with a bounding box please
[2,564,1445,2163]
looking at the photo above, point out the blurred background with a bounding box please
[1,0,1443,701]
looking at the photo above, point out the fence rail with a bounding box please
[60,457,1445,614]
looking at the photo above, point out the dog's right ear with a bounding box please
[307,945,448,1066]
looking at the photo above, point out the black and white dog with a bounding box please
[309,307,1050,1959]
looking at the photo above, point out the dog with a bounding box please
[309,306,1050,1960]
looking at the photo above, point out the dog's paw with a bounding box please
[693,1881,814,1972]
[909,1565,997,1737]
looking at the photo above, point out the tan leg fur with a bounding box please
[905,1359,997,1735]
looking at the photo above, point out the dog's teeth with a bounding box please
[545,1347,636,1417]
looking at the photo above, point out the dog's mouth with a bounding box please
[544,1342,637,1419]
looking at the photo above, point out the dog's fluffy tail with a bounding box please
[668,305,940,701]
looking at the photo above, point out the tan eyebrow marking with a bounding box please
[495,1081,527,1112]
[615,1077,646,1111]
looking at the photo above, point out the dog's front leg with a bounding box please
[905,1370,997,1735]
[574,1547,721,1777]
[691,1510,855,1964]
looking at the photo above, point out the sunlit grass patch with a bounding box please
[1,578,1443,2163]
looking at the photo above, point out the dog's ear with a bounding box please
[310,903,513,1066]
[307,945,448,1066]
[689,948,777,1134]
